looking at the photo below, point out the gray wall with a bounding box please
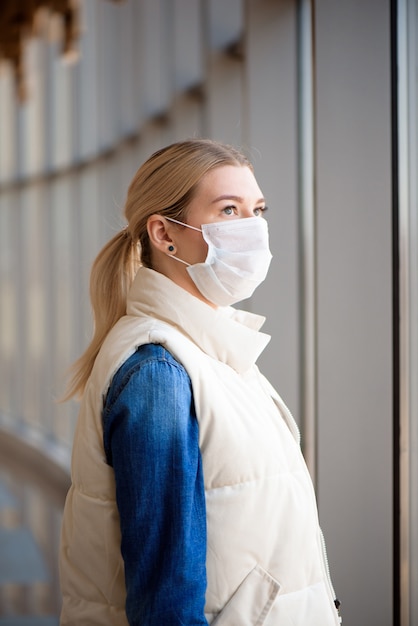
[315,1,393,623]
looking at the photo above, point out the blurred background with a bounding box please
[0,0,417,624]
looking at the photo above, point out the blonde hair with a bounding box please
[65,138,252,399]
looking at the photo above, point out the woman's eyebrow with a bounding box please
[211,194,266,204]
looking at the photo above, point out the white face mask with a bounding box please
[165,216,272,306]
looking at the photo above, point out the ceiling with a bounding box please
[0,0,121,100]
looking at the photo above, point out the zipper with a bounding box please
[320,527,342,624]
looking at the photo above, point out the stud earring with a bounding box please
[168,245,175,253]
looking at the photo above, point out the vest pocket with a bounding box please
[211,564,280,626]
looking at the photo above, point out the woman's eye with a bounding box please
[222,206,235,215]
[254,206,268,216]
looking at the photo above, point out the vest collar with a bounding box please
[126,267,270,373]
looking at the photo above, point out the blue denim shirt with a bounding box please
[103,343,208,625]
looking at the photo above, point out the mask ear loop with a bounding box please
[167,254,190,266]
[165,216,202,232]
[164,217,202,266]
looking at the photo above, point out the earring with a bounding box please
[168,245,175,253]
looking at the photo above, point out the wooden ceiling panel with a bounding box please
[0,0,122,100]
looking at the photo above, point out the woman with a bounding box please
[59,139,341,625]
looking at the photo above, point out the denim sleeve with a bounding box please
[103,344,208,626]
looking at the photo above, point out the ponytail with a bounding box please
[63,229,140,400]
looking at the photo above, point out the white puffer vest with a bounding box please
[60,267,340,626]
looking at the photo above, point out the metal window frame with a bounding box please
[397,0,418,623]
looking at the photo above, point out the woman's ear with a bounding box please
[147,215,174,253]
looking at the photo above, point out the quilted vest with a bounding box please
[60,267,340,626]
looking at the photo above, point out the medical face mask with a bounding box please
[165,216,272,306]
